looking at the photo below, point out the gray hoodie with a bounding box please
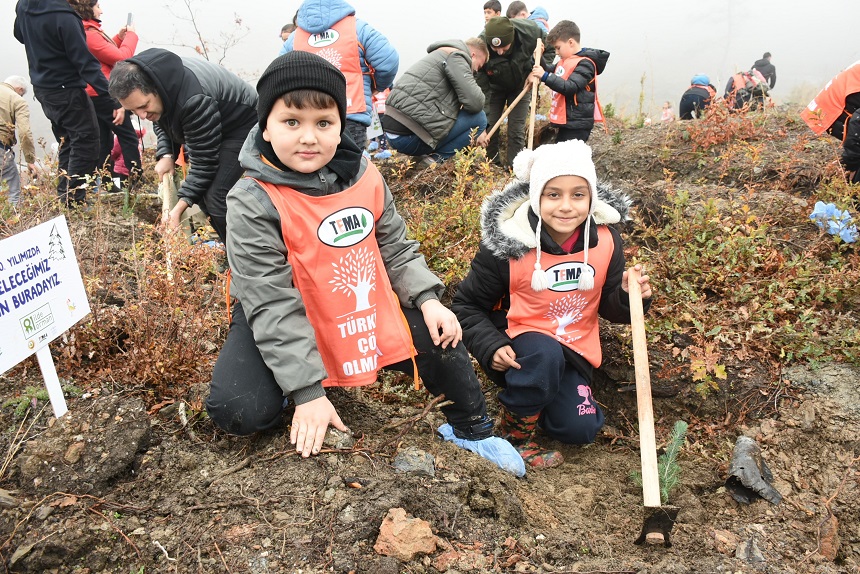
[225,126,444,405]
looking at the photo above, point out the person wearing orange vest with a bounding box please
[679,74,717,120]
[279,0,399,151]
[207,52,525,476]
[530,20,609,143]
[801,61,860,183]
[453,140,652,469]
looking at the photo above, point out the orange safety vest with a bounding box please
[254,165,413,387]
[801,61,860,135]
[549,55,604,126]
[506,226,614,368]
[293,16,367,115]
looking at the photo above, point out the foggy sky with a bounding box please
[3,0,858,154]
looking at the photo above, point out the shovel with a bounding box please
[628,266,679,547]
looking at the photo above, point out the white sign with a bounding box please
[0,216,91,416]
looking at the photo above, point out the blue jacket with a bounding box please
[279,0,398,126]
[528,6,550,34]
[14,0,110,94]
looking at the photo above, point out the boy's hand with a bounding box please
[491,345,521,372]
[420,299,462,349]
[622,264,652,299]
[529,65,544,83]
[290,396,349,458]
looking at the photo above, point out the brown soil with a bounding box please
[0,109,857,574]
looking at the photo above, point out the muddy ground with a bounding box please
[0,108,858,574]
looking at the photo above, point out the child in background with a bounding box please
[661,101,675,122]
[452,140,652,469]
[207,52,524,476]
[483,0,502,22]
[530,20,609,143]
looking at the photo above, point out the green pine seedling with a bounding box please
[631,420,689,504]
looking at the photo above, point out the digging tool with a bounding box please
[628,266,679,547]
[159,173,177,280]
[527,38,543,149]
[485,83,532,140]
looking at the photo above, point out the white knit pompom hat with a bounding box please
[511,140,598,292]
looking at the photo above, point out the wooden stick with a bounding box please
[485,83,532,140]
[527,38,543,149]
[628,267,661,510]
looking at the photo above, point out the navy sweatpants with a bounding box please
[498,331,604,444]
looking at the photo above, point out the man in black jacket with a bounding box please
[109,48,258,242]
[14,0,124,205]
[751,52,776,89]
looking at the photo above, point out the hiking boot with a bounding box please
[497,407,564,469]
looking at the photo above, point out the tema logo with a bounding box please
[544,262,593,292]
[318,207,373,247]
[308,29,339,48]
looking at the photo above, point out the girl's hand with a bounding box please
[622,264,652,299]
[491,345,521,372]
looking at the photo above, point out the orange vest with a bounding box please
[801,61,860,135]
[549,55,603,125]
[254,165,413,387]
[506,226,614,367]
[294,16,367,115]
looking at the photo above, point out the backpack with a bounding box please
[729,70,769,109]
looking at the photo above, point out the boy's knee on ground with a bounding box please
[206,396,283,436]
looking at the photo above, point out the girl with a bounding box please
[453,140,652,468]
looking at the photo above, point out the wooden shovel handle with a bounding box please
[527,38,543,150]
[485,83,532,140]
[629,267,661,508]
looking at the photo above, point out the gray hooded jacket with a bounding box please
[226,126,444,405]
[384,40,485,148]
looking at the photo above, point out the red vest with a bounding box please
[801,61,860,135]
[506,226,614,367]
[688,83,716,99]
[293,16,367,115]
[254,165,413,387]
[549,55,603,125]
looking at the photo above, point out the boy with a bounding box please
[452,140,652,469]
[207,52,524,476]
[483,0,502,22]
[506,1,549,34]
[530,20,609,143]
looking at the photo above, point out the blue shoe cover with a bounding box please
[367,141,379,152]
[437,423,526,477]
[374,150,392,160]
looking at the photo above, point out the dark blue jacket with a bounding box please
[14,0,110,94]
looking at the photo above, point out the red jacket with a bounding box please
[83,19,138,97]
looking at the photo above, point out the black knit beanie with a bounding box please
[256,51,348,131]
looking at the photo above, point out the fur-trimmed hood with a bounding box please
[481,178,632,260]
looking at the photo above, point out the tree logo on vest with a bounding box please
[544,262,594,292]
[318,207,374,247]
[545,293,586,342]
[308,29,340,48]
[555,66,566,76]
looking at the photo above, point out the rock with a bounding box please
[392,446,435,477]
[735,537,766,563]
[712,529,740,555]
[324,428,356,450]
[374,507,437,561]
[17,395,151,496]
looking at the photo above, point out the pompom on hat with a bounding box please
[512,140,599,292]
[256,51,348,131]
[485,16,515,48]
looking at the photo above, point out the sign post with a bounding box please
[0,216,91,417]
